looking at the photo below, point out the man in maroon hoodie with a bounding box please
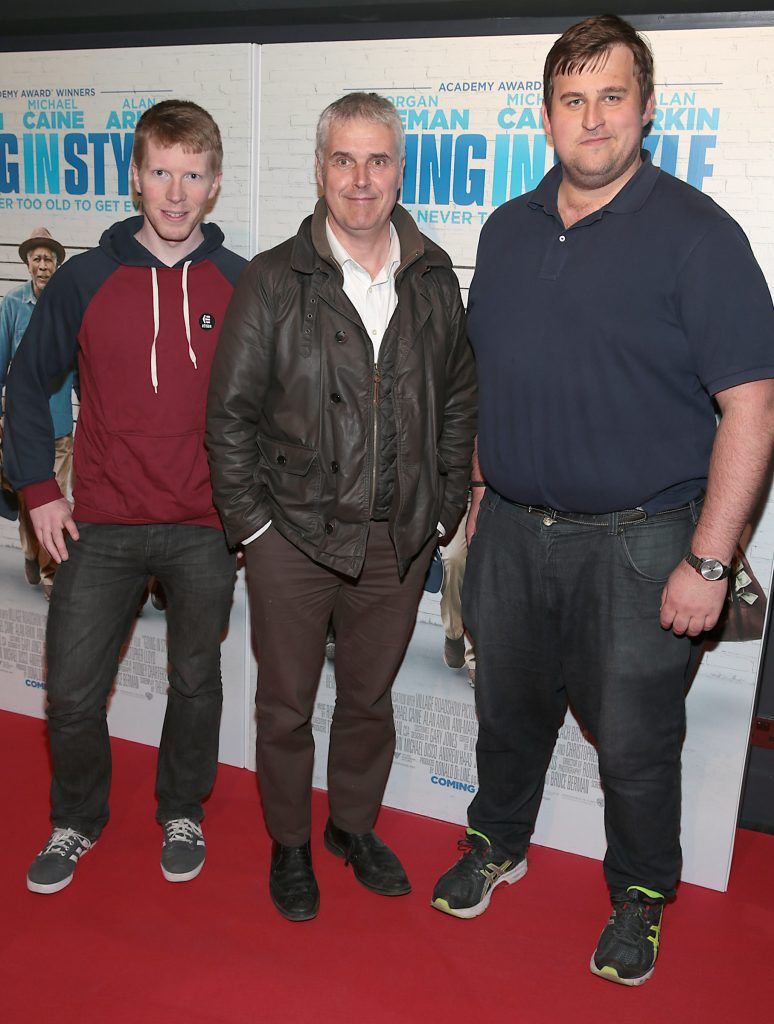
[4,100,245,894]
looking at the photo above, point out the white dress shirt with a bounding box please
[325,219,400,362]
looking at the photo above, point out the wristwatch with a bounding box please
[684,552,732,581]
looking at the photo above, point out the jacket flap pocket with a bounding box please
[258,435,318,477]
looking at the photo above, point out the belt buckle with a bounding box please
[528,505,555,526]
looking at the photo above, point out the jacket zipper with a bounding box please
[369,361,381,516]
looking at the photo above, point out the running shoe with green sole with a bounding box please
[590,885,664,986]
[431,828,527,919]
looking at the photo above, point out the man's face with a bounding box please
[542,44,654,193]
[26,246,57,298]
[315,117,404,246]
[131,138,221,249]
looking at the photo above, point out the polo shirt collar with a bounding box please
[528,149,660,219]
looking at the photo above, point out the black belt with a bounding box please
[507,499,698,528]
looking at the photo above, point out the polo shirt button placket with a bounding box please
[539,226,571,280]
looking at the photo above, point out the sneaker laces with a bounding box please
[457,831,502,866]
[456,834,487,857]
[610,892,662,943]
[163,818,203,845]
[455,832,511,882]
[42,827,92,858]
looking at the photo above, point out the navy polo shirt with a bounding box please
[468,152,774,513]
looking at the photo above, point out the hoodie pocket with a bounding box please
[90,429,214,522]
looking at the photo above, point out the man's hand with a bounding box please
[659,378,774,638]
[29,498,79,563]
[660,558,728,636]
[465,487,485,547]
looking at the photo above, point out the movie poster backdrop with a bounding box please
[0,29,772,890]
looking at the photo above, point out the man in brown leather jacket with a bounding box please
[206,92,476,921]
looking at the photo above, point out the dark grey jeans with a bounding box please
[463,490,703,899]
[45,523,236,839]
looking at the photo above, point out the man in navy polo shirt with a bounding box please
[432,14,774,986]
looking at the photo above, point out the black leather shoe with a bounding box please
[323,818,411,896]
[269,841,320,921]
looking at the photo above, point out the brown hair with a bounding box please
[132,99,223,173]
[543,14,654,113]
[316,92,405,163]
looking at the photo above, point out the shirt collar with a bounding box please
[528,149,660,219]
[325,219,400,279]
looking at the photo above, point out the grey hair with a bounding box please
[315,92,405,163]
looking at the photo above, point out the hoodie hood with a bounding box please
[98,216,226,269]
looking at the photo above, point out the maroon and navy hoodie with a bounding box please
[4,216,246,529]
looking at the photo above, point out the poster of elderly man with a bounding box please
[0,226,75,599]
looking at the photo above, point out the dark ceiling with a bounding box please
[2,2,774,51]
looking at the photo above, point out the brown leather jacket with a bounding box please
[205,200,476,577]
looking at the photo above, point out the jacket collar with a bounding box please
[291,198,451,279]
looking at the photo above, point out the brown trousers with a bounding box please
[245,521,434,846]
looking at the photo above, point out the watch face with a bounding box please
[700,559,725,581]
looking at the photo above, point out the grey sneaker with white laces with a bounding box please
[27,827,96,894]
[161,818,206,882]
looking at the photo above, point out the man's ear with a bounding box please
[208,172,223,201]
[541,101,553,144]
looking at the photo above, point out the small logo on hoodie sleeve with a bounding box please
[199,313,215,330]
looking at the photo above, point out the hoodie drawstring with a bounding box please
[149,261,198,393]
[150,267,160,394]
[181,260,197,371]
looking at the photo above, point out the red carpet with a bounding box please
[2,709,772,1024]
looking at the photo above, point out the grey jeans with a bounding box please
[45,523,236,838]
